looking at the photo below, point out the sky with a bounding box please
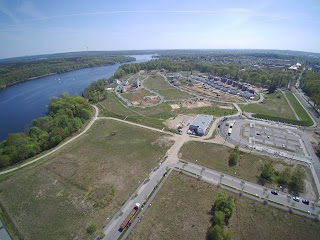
[0,0,320,59]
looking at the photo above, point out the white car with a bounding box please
[292,196,300,202]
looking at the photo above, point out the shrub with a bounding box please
[86,223,96,234]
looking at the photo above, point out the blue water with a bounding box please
[0,55,153,141]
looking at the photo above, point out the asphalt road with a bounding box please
[102,163,173,240]
[176,161,320,215]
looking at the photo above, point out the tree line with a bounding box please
[300,70,320,108]
[260,162,306,194]
[208,191,235,240]
[111,59,295,88]
[0,94,92,168]
[0,56,135,89]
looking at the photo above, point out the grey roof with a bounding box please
[190,114,213,132]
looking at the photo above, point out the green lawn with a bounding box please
[0,120,173,240]
[144,75,173,90]
[241,91,296,120]
[122,88,159,103]
[157,88,194,100]
[285,91,314,126]
[128,172,320,240]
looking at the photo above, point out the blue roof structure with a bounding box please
[188,114,214,136]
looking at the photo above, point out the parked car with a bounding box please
[292,196,300,202]
[271,190,278,195]
[302,199,310,205]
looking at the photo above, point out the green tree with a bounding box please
[214,192,235,221]
[208,225,223,240]
[213,211,225,226]
[277,167,291,186]
[223,228,233,240]
[260,162,275,182]
[228,151,238,166]
[228,146,239,166]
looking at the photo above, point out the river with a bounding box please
[0,54,154,141]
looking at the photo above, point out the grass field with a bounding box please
[128,172,320,240]
[241,91,296,120]
[122,88,159,103]
[179,141,293,186]
[285,91,314,126]
[144,75,173,90]
[0,120,173,240]
[157,88,194,100]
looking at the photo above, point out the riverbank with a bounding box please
[0,58,136,90]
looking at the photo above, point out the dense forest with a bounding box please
[300,70,320,107]
[112,59,295,88]
[0,94,92,168]
[0,55,135,88]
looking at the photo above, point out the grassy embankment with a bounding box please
[128,172,320,240]
[241,90,313,126]
[0,119,173,240]
[285,91,314,126]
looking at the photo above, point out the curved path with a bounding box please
[0,104,178,176]
[0,105,99,175]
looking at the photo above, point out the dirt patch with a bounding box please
[179,100,211,108]
[131,101,140,105]
[170,104,180,109]
[164,114,196,130]
[219,105,233,110]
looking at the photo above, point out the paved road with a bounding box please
[176,161,320,215]
[292,86,319,127]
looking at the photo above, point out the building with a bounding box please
[131,79,140,88]
[248,88,255,94]
[188,114,213,136]
[232,81,238,87]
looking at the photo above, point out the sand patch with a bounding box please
[164,114,196,130]
[170,104,180,109]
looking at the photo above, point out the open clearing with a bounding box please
[128,172,320,240]
[240,91,296,119]
[0,120,173,240]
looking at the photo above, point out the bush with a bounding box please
[208,225,223,240]
[260,162,275,182]
[86,223,96,234]
[213,211,225,226]
[228,151,237,166]
[228,146,239,167]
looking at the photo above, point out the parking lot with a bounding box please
[222,118,312,161]
[242,123,307,157]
